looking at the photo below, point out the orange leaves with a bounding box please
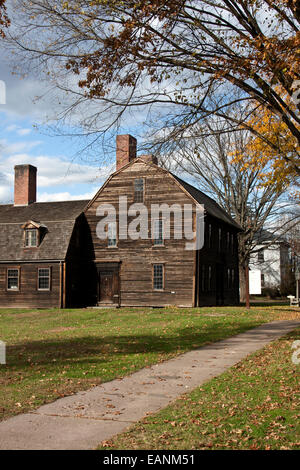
[0,0,9,38]
[231,87,300,189]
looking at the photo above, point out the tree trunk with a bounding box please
[239,264,246,302]
[239,262,250,308]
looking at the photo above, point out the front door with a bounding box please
[99,271,114,303]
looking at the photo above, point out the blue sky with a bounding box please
[0,59,120,204]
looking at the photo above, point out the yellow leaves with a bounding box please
[232,89,300,190]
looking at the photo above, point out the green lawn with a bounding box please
[0,305,299,422]
[98,327,300,450]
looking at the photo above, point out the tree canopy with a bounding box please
[0,0,9,38]
[160,111,299,299]
[4,0,300,180]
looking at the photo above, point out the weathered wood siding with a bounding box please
[0,262,61,308]
[85,161,196,307]
[196,215,240,306]
[64,214,96,307]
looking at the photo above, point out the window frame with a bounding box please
[152,263,165,291]
[134,177,145,203]
[37,267,51,291]
[153,218,164,247]
[227,268,231,289]
[258,250,265,263]
[227,232,230,251]
[208,224,212,249]
[208,265,212,291]
[201,264,205,292]
[7,267,20,291]
[24,228,38,248]
[107,221,118,248]
[218,228,222,252]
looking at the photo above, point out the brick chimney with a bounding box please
[14,164,37,206]
[116,134,137,170]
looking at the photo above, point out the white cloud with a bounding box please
[0,154,112,188]
[3,125,32,136]
[0,185,12,204]
[17,128,32,136]
[0,143,112,203]
[38,190,97,202]
[0,139,42,154]
[0,57,61,119]
[5,124,18,132]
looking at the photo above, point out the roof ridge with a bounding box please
[0,199,90,208]
[170,173,242,230]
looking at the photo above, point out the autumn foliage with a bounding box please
[0,0,9,38]
[4,1,300,183]
[64,1,300,179]
[232,89,300,189]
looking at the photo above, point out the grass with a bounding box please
[0,305,299,422]
[98,327,300,450]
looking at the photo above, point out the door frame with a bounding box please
[96,262,121,306]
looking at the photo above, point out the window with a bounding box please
[231,268,235,287]
[231,234,234,253]
[218,228,222,252]
[107,222,117,247]
[7,269,19,290]
[25,229,38,247]
[227,268,231,288]
[227,232,230,251]
[38,268,50,290]
[208,224,212,248]
[258,250,264,263]
[201,264,205,292]
[153,219,164,246]
[208,265,212,290]
[153,264,164,290]
[261,273,265,287]
[134,178,144,203]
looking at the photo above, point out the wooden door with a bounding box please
[99,271,113,302]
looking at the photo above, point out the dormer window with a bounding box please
[25,229,38,247]
[22,220,48,248]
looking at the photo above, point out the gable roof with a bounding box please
[169,174,242,230]
[253,228,289,245]
[0,155,242,263]
[0,200,88,261]
[85,157,242,230]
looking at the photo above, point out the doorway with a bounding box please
[96,262,120,305]
[99,271,114,303]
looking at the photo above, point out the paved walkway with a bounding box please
[0,319,299,450]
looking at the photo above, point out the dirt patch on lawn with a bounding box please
[46,327,77,333]
[8,311,43,319]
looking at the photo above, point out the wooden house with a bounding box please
[0,135,241,308]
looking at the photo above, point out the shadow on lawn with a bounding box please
[4,319,295,369]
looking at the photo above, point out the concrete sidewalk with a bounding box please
[0,319,299,450]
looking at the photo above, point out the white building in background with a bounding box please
[249,229,291,295]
